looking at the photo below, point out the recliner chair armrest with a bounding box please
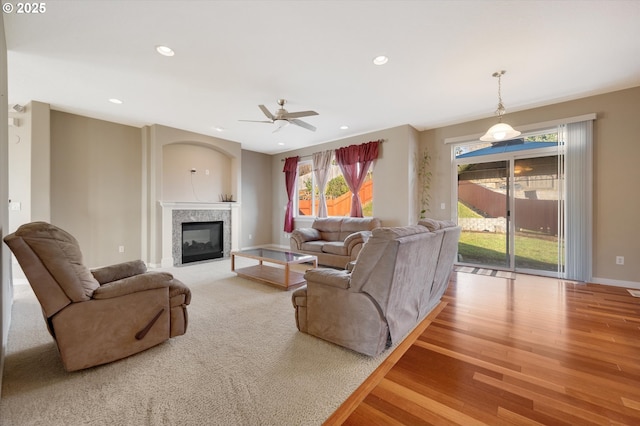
[168,278,192,305]
[92,272,174,300]
[304,268,351,289]
[91,260,147,284]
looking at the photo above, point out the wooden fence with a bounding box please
[458,181,558,235]
[298,179,373,216]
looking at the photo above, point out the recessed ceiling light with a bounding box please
[109,98,123,104]
[277,142,285,146]
[155,45,175,57]
[373,55,389,65]
[339,125,349,130]
[214,127,225,132]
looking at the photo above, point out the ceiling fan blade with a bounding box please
[258,105,275,120]
[282,110,319,119]
[239,119,273,123]
[291,119,316,132]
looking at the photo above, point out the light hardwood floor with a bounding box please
[325,271,640,425]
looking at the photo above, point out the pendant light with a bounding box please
[480,70,521,142]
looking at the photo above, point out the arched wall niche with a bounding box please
[162,141,233,203]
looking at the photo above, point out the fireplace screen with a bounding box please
[181,221,223,264]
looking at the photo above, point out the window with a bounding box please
[296,157,374,217]
[296,161,315,217]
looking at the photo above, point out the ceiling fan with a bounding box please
[240,99,318,132]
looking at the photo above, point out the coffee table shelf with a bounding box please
[231,248,317,290]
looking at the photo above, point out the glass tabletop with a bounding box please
[233,248,315,262]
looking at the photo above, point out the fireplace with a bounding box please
[161,203,235,267]
[181,221,223,264]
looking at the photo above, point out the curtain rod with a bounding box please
[281,139,385,161]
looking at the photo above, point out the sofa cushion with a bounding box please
[439,220,457,229]
[338,217,380,240]
[313,218,343,242]
[418,218,441,231]
[419,218,457,231]
[294,227,321,242]
[322,241,348,256]
[301,241,325,253]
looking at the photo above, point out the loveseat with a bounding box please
[291,220,460,356]
[289,217,381,268]
[4,221,191,371]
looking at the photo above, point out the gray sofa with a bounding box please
[289,217,381,268]
[291,219,460,356]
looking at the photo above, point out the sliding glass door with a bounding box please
[457,160,510,269]
[455,135,562,276]
[512,156,562,273]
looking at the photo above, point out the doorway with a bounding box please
[455,136,562,276]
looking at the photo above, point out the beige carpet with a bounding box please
[1,258,391,425]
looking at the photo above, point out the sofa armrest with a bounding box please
[291,286,307,308]
[91,260,147,284]
[343,230,373,253]
[92,272,174,300]
[290,228,322,250]
[304,268,351,289]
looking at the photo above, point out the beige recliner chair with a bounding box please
[4,221,191,371]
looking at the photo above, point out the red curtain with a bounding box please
[334,141,380,217]
[283,156,299,232]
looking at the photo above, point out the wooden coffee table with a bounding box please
[231,248,318,290]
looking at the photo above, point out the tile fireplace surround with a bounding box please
[160,201,240,267]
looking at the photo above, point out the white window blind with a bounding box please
[560,119,593,282]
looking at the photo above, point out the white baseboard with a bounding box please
[591,276,640,290]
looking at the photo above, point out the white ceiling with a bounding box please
[5,1,640,154]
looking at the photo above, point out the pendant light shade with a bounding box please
[481,70,520,142]
[480,122,521,142]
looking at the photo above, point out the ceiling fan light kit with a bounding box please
[480,70,521,142]
[274,119,289,129]
[240,99,318,133]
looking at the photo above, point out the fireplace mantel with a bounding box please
[159,201,238,210]
[159,201,240,267]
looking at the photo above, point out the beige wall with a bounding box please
[7,103,30,231]
[240,149,273,248]
[7,100,51,231]
[12,111,249,269]
[422,86,640,286]
[271,125,419,246]
[1,12,10,393]
[30,101,51,221]
[162,143,232,202]
[50,111,143,268]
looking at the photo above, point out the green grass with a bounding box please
[362,201,373,217]
[457,201,560,271]
[459,231,560,271]
[458,202,482,219]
